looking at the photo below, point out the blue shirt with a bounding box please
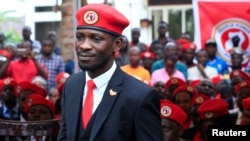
[2,105,19,119]
[36,53,65,91]
[206,56,229,75]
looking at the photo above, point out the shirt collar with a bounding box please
[86,61,117,89]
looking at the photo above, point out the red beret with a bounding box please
[75,4,129,36]
[176,38,189,46]
[211,75,224,85]
[160,100,187,127]
[140,51,155,60]
[55,72,70,84]
[18,81,47,98]
[242,97,250,110]
[173,85,198,98]
[0,49,11,60]
[191,94,211,106]
[165,77,186,89]
[0,77,18,96]
[24,94,55,116]
[234,81,250,93]
[197,99,229,119]
[189,79,201,87]
[230,70,250,81]
[181,42,197,52]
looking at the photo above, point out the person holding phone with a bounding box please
[0,41,48,83]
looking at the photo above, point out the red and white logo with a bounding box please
[211,18,250,64]
[83,10,99,25]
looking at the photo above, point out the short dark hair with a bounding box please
[164,55,177,63]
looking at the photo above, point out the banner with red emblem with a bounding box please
[193,0,250,65]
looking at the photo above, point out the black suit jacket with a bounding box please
[57,67,164,141]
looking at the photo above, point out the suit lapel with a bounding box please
[89,68,123,141]
[68,72,86,137]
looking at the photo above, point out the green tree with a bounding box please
[0,11,23,44]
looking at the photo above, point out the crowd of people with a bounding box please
[0,25,71,140]
[114,20,250,141]
[0,4,250,141]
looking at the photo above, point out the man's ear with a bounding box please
[113,37,122,52]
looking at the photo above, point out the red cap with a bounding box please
[181,42,197,52]
[189,79,201,87]
[176,38,189,46]
[140,51,155,60]
[160,100,187,127]
[211,75,224,85]
[165,77,186,89]
[230,70,250,81]
[234,81,250,93]
[191,94,211,106]
[173,85,198,98]
[242,97,250,110]
[0,49,11,60]
[197,99,229,119]
[24,94,55,115]
[75,4,130,36]
[55,72,70,84]
[18,81,47,98]
[0,77,18,96]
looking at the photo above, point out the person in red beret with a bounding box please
[230,69,250,88]
[197,99,233,141]
[16,81,47,121]
[24,93,57,141]
[181,42,197,68]
[241,97,250,125]
[160,100,188,141]
[164,77,186,100]
[233,81,250,125]
[0,49,12,79]
[24,94,55,121]
[182,94,211,141]
[57,3,164,141]
[172,85,198,130]
[55,72,70,87]
[140,50,156,74]
[0,77,20,120]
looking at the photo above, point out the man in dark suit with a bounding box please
[57,3,164,141]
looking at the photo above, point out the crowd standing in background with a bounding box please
[0,5,249,141]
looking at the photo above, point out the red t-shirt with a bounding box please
[6,58,48,83]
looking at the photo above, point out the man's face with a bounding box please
[41,39,54,56]
[197,80,215,97]
[131,31,140,41]
[22,28,31,39]
[205,45,217,57]
[196,50,208,65]
[28,105,52,121]
[75,29,119,73]
[162,118,182,141]
[129,49,141,67]
[158,24,168,36]
[231,54,243,68]
[183,49,195,62]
